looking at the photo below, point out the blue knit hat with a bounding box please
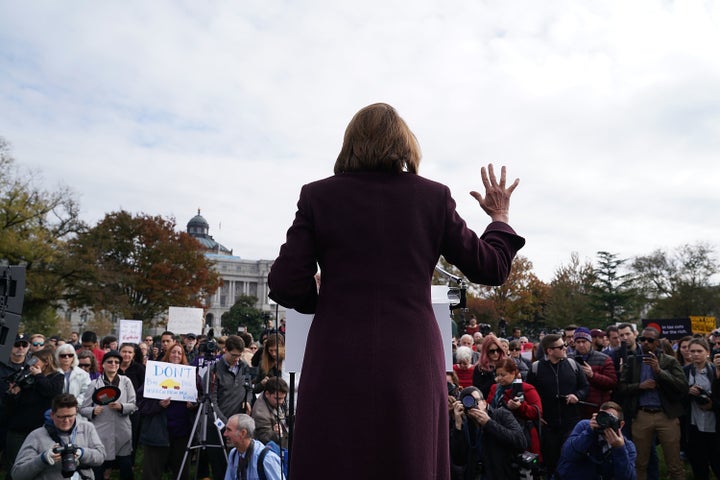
[573,327,592,342]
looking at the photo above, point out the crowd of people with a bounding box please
[449,321,720,480]
[0,326,288,480]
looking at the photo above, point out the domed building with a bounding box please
[186,210,274,330]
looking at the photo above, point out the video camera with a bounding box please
[199,329,217,355]
[53,443,79,478]
[4,356,39,390]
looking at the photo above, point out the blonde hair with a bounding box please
[334,103,421,175]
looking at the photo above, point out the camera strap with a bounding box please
[44,422,75,447]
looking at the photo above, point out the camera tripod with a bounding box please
[177,358,228,480]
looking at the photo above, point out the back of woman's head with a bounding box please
[334,103,421,175]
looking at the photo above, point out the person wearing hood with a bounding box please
[12,393,105,480]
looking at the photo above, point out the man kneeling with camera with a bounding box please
[555,401,637,480]
[12,393,105,480]
[449,386,528,480]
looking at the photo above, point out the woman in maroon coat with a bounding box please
[268,103,525,480]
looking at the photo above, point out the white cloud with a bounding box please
[1,0,719,282]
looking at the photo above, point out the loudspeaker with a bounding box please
[0,312,21,365]
[1,266,25,365]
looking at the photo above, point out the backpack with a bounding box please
[257,440,289,480]
[531,357,579,376]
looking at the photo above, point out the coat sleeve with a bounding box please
[78,423,106,467]
[557,420,595,466]
[656,355,689,396]
[34,372,64,399]
[485,408,527,451]
[616,357,640,399]
[74,368,92,406]
[611,438,637,480]
[267,185,319,314]
[79,379,97,419]
[573,361,590,400]
[120,377,137,415]
[518,384,542,421]
[10,431,49,480]
[439,187,525,286]
[589,356,618,392]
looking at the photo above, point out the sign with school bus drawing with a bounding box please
[143,360,198,402]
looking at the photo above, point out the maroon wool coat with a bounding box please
[268,171,525,480]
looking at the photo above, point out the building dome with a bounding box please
[187,209,209,237]
[186,209,232,255]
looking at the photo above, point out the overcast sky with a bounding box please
[1,1,719,282]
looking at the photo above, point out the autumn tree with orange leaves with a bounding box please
[65,210,221,325]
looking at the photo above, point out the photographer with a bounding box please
[12,393,105,480]
[3,348,64,477]
[1,335,30,462]
[555,401,636,480]
[203,334,254,479]
[487,359,542,457]
[449,386,527,480]
[683,337,720,479]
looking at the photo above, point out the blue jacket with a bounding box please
[225,439,282,480]
[555,419,636,480]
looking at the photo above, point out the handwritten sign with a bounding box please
[143,360,198,402]
[167,306,203,335]
[690,316,717,335]
[118,320,143,344]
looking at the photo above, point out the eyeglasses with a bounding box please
[32,341,44,347]
[59,353,75,358]
[78,363,91,369]
[104,359,120,364]
[509,347,520,351]
[637,337,655,343]
[487,348,501,354]
[55,414,76,420]
[549,344,568,350]
[14,342,29,348]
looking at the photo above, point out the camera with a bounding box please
[5,356,39,390]
[693,388,712,405]
[447,381,459,399]
[53,443,79,478]
[461,393,479,410]
[199,329,218,356]
[595,410,621,431]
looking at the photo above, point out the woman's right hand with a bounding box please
[93,405,104,417]
[469,164,519,224]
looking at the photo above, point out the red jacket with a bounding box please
[488,381,543,457]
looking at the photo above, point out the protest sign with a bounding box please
[641,318,692,340]
[167,306,203,334]
[143,360,198,402]
[118,320,143,344]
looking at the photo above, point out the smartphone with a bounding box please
[575,357,586,365]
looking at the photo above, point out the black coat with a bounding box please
[450,406,527,480]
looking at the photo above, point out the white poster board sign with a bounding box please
[118,320,143,345]
[431,285,454,371]
[167,306,203,335]
[143,360,198,402]
[285,285,455,376]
